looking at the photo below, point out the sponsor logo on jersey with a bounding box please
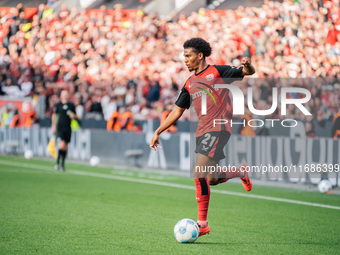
[206,73,214,81]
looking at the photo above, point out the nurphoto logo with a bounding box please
[200,84,312,128]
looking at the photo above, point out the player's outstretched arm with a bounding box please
[241,57,255,76]
[150,106,186,152]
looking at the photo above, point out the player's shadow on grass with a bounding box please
[194,241,230,245]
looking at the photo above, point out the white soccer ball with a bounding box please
[24,150,33,160]
[174,218,199,243]
[318,180,332,193]
[90,156,100,167]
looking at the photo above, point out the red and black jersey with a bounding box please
[175,65,243,137]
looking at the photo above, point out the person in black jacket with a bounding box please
[52,90,77,171]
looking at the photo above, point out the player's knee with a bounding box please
[207,178,218,186]
[193,170,207,179]
[59,141,67,150]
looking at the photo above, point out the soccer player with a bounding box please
[150,38,255,237]
[52,90,77,171]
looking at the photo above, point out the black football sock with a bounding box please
[58,149,65,167]
[61,149,67,168]
[57,151,61,165]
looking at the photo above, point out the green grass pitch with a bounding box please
[0,155,340,254]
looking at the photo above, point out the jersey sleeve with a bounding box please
[70,103,76,114]
[53,103,59,114]
[175,85,191,109]
[214,65,244,79]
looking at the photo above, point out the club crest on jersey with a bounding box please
[63,104,68,110]
[206,73,214,81]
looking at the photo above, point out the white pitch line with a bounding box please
[0,159,340,210]
[0,168,55,175]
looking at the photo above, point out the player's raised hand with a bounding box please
[241,57,251,67]
[150,133,162,152]
[241,57,255,75]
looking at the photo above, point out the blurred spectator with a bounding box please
[89,96,103,117]
[24,106,38,127]
[0,106,10,127]
[121,106,133,131]
[0,0,338,124]
[2,78,22,97]
[305,121,316,137]
[147,80,161,106]
[59,3,69,19]
[332,111,340,139]
[10,109,20,128]
[161,103,177,133]
[326,23,339,45]
[107,107,120,131]
[19,75,33,96]
[74,95,85,119]
[103,97,117,121]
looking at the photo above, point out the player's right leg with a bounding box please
[55,129,71,171]
[55,132,62,170]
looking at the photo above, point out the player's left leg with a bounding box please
[58,140,68,171]
[193,153,217,236]
[208,164,252,191]
[61,130,71,170]
[56,129,71,171]
[239,163,252,191]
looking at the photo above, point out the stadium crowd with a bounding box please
[0,0,339,127]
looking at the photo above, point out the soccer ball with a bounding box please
[174,218,199,243]
[24,150,33,160]
[318,180,332,193]
[90,156,100,166]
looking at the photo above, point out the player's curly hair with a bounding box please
[183,38,212,57]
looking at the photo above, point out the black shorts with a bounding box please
[195,131,231,162]
[57,128,72,143]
